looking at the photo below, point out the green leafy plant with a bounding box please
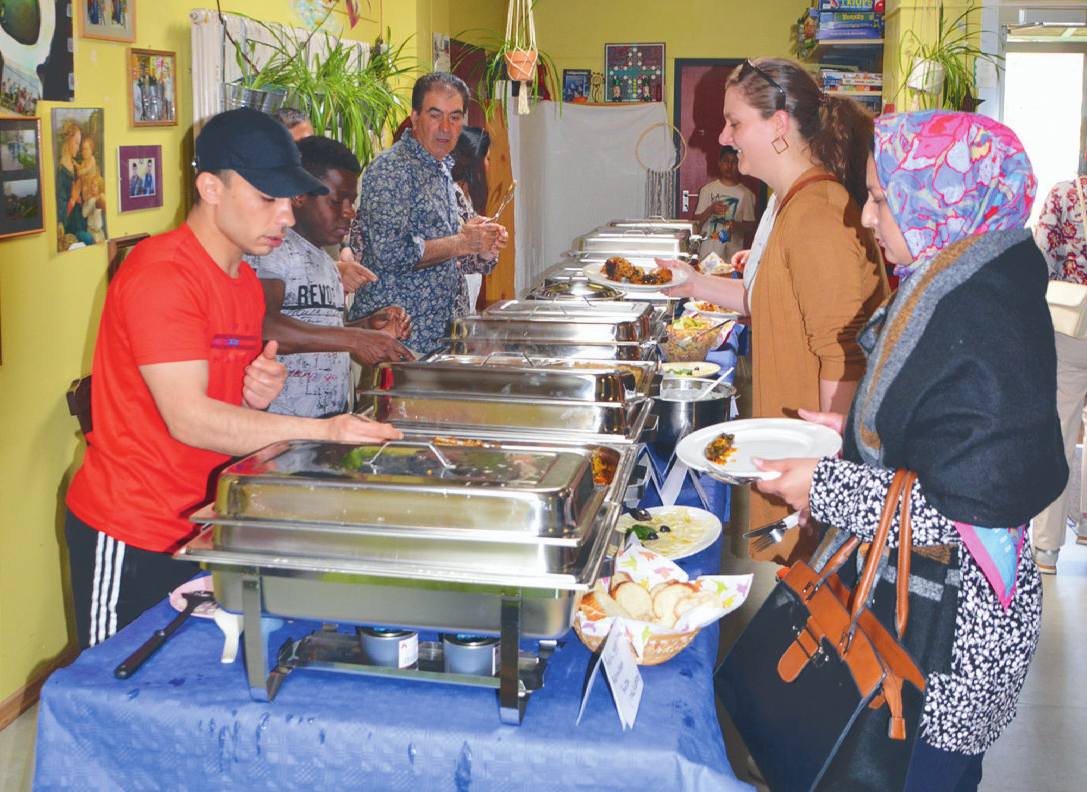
[454,27,559,122]
[897,2,1002,111]
[218,2,418,167]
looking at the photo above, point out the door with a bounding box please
[673,58,767,246]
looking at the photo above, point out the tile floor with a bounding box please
[3,540,1084,791]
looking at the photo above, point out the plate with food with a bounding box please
[582,256,689,292]
[660,361,722,378]
[616,505,723,560]
[675,418,842,484]
[683,300,743,321]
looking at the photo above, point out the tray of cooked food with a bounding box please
[362,360,656,443]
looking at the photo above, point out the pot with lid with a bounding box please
[652,377,736,454]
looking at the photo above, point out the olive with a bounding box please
[659,525,672,533]
[647,531,659,540]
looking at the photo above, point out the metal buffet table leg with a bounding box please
[242,569,293,702]
[498,593,526,725]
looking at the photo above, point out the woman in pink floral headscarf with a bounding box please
[753,111,1065,791]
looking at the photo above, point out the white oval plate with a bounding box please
[582,261,689,292]
[617,505,722,559]
[676,419,843,482]
[683,300,743,321]
[661,361,722,378]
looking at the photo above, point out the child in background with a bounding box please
[693,145,756,266]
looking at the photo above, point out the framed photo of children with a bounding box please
[79,0,136,43]
[127,48,177,127]
[604,43,665,103]
[118,145,162,212]
[0,118,45,241]
[52,107,107,252]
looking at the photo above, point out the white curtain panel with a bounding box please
[507,100,674,296]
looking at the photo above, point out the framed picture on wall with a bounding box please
[79,0,136,43]
[107,233,149,281]
[0,118,45,241]
[118,145,162,212]
[127,48,177,127]
[604,43,666,103]
[562,69,592,103]
[52,107,107,252]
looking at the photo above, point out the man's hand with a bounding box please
[242,340,287,410]
[348,328,415,364]
[325,413,404,443]
[336,247,377,294]
[459,216,505,255]
[363,305,413,341]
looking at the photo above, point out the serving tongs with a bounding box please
[115,590,216,679]
[674,318,731,349]
[486,179,516,221]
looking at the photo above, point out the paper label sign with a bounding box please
[576,622,644,729]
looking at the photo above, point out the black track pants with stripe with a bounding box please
[64,509,201,649]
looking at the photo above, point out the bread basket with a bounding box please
[573,618,699,665]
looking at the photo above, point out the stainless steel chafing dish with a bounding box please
[448,312,652,344]
[423,351,659,398]
[482,299,667,343]
[607,218,701,237]
[178,435,635,722]
[526,278,624,303]
[363,360,655,443]
[573,229,690,258]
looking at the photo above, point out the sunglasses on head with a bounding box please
[739,59,787,112]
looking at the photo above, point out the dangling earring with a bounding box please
[772,137,789,155]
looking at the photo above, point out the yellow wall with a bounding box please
[0,0,391,707]
[0,0,840,707]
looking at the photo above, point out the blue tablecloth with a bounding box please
[35,534,753,792]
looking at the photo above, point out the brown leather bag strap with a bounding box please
[895,471,917,638]
[850,469,909,625]
[777,173,837,213]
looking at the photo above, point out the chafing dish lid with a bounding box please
[213,440,609,536]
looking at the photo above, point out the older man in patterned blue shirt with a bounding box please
[346,73,508,354]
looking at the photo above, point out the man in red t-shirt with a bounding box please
[65,108,402,649]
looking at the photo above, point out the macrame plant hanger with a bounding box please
[636,121,687,218]
[504,0,538,115]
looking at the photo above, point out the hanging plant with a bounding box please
[455,1,557,122]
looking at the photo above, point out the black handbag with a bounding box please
[716,470,926,792]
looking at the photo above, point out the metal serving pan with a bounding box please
[607,218,701,238]
[422,351,659,397]
[369,359,638,402]
[483,297,656,324]
[448,313,650,344]
[212,439,606,537]
[366,389,651,439]
[574,231,688,257]
[441,336,658,361]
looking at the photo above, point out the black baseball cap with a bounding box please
[193,107,329,197]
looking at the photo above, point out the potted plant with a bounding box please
[218,2,417,167]
[455,27,559,121]
[897,1,1001,111]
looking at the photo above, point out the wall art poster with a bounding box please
[604,43,665,104]
[0,1,75,116]
[52,107,107,252]
[79,0,136,43]
[0,117,45,240]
